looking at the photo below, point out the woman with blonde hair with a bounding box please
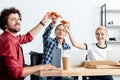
[64,24,113,80]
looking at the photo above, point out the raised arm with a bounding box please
[28,13,53,38]
[29,11,61,39]
[42,14,58,40]
[64,23,86,50]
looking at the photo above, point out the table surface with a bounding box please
[34,67,120,77]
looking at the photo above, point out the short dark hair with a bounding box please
[0,7,22,31]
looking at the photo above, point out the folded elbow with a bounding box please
[9,67,23,79]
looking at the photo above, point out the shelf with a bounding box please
[107,41,120,43]
[106,9,120,13]
[106,25,120,28]
[101,4,120,44]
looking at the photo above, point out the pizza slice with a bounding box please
[47,11,62,18]
[60,20,70,24]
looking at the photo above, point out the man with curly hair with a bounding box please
[0,7,57,80]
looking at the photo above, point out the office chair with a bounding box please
[29,51,43,80]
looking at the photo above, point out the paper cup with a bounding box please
[62,54,71,70]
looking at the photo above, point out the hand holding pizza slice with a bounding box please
[61,20,70,33]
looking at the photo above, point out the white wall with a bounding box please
[0,0,104,53]
[1,0,120,80]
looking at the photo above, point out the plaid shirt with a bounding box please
[42,24,71,64]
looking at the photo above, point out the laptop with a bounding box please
[52,48,62,68]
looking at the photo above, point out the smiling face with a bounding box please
[5,13,21,33]
[95,26,108,43]
[55,24,67,39]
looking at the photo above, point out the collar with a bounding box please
[96,43,107,49]
[55,38,65,45]
[2,31,18,42]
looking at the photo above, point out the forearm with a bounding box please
[29,23,44,38]
[68,31,78,47]
[29,13,52,38]
[42,24,53,40]
[21,65,40,77]
[21,64,56,77]
[68,31,86,50]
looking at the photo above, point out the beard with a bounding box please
[7,24,21,33]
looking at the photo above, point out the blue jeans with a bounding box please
[88,76,113,80]
[39,77,47,80]
[39,77,73,80]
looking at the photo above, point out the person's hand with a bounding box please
[47,11,62,26]
[41,13,52,25]
[64,23,70,33]
[41,11,62,26]
[61,20,70,33]
[39,64,57,70]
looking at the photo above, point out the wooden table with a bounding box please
[34,67,120,80]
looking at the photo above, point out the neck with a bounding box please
[97,41,106,47]
[57,38,64,45]
[5,30,17,36]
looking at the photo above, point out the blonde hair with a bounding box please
[95,26,108,35]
